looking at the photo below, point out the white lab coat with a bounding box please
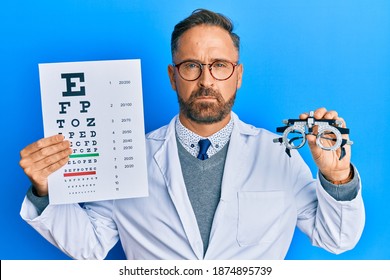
[20,113,365,259]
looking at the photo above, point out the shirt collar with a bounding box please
[175,116,234,158]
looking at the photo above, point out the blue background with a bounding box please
[1,0,389,260]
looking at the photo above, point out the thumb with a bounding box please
[306,134,322,161]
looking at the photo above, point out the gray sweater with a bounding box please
[177,138,229,255]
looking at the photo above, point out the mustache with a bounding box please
[189,87,222,100]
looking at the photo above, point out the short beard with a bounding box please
[177,87,236,124]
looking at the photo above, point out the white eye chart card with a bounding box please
[39,59,149,205]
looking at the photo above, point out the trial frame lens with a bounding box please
[174,60,238,81]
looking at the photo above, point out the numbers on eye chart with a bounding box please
[109,91,136,192]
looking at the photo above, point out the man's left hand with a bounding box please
[299,107,353,184]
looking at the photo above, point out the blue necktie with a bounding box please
[197,139,211,160]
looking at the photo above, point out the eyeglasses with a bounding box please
[173,60,239,81]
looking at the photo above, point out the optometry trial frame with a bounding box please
[273,111,353,160]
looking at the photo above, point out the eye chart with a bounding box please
[39,59,149,205]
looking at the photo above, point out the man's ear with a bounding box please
[168,64,177,91]
[236,63,244,89]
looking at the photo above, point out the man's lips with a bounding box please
[194,96,217,100]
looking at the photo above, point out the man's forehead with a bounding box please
[179,25,233,43]
[174,25,239,59]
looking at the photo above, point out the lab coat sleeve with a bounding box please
[20,197,119,259]
[293,156,365,254]
[313,175,365,254]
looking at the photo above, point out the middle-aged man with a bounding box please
[19,9,365,259]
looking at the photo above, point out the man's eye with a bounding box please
[184,63,199,69]
[213,61,228,68]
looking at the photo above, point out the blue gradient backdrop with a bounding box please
[1,0,389,259]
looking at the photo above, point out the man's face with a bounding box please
[168,25,243,124]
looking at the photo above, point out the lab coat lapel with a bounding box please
[220,113,256,200]
[205,114,258,258]
[153,117,204,259]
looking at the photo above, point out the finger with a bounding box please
[28,157,69,188]
[299,112,309,120]
[335,116,347,128]
[306,134,323,161]
[23,149,71,193]
[30,156,70,184]
[20,134,65,158]
[299,108,330,120]
[306,133,317,145]
[312,107,328,119]
[20,140,71,168]
[23,146,72,174]
[322,110,339,120]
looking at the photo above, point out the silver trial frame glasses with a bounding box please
[273,111,353,160]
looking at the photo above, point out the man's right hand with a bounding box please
[19,135,72,197]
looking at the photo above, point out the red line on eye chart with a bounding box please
[63,171,97,177]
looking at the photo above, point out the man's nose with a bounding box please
[198,66,215,87]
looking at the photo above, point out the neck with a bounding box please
[179,113,232,137]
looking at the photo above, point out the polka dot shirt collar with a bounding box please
[176,117,234,158]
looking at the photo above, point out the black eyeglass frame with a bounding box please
[173,60,239,81]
